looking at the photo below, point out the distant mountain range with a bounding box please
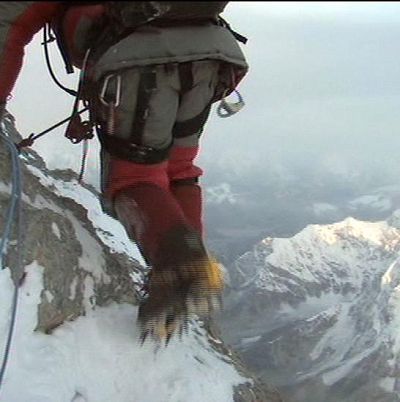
[203,173,400,266]
[218,213,400,402]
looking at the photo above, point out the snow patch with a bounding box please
[0,181,11,195]
[69,277,78,301]
[44,290,54,303]
[83,276,95,310]
[68,213,108,283]
[381,257,400,289]
[51,222,61,240]
[379,377,396,393]
[26,165,145,266]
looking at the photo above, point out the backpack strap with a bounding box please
[178,62,194,94]
[171,62,212,139]
[95,66,173,164]
[50,4,75,74]
[130,67,158,146]
[218,17,248,44]
[51,2,107,74]
[172,103,212,139]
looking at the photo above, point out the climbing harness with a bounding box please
[0,125,25,394]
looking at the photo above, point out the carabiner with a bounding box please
[100,74,122,107]
[217,89,245,118]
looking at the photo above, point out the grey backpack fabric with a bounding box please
[92,23,248,81]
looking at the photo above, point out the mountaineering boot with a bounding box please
[137,224,224,343]
[114,184,224,344]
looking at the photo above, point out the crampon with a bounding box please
[138,256,224,346]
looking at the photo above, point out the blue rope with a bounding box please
[0,125,24,391]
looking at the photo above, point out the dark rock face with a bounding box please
[0,114,140,334]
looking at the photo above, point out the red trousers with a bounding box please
[108,146,204,262]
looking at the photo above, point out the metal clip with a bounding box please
[99,74,122,107]
[217,89,245,118]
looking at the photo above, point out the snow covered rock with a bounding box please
[0,114,282,402]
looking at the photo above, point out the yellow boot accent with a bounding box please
[206,257,224,293]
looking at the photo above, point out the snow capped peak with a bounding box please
[248,217,400,295]
[221,211,400,402]
[292,216,396,247]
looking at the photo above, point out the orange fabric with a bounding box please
[105,147,204,239]
[168,146,204,235]
[167,146,203,182]
[0,2,62,101]
[105,158,169,201]
[105,146,203,200]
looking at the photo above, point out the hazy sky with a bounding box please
[7,2,400,188]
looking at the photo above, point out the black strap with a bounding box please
[218,17,248,45]
[50,5,75,75]
[178,62,194,94]
[172,61,212,138]
[42,24,77,96]
[171,177,199,186]
[172,102,212,138]
[130,67,157,145]
[98,131,172,164]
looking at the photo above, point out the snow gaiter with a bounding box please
[170,180,203,237]
[113,183,189,265]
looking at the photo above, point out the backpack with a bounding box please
[52,1,246,76]
[105,2,229,32]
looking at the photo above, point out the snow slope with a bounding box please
[0,265,245,402]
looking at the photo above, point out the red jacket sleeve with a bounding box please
[0,2,63,102]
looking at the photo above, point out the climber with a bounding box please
[0,1,248,343]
